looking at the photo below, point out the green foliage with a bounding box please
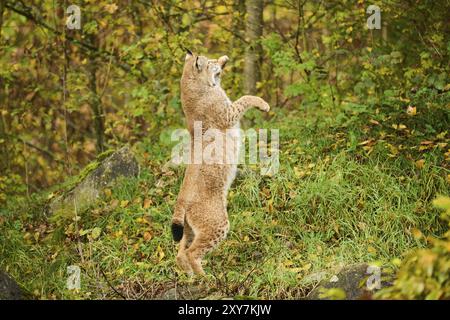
[1,106,448,299]
[376,196,450,300]
[0,0,449,300]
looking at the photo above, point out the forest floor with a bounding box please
[1,102,449,299]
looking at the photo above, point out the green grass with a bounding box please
[1,104,449,299]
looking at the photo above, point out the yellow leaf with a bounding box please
[436,131,447,139]
[415,159,425,169]
[284,260,294,267]
[105,3,118,14]
[157,245,165,261]
[319,288,346,300]
[358,140,373,146]
[294,167,306,178]
[406,106,417,116]
[433,196,450,211]
[303,263,312,271]
[120,200,129,208]
[91,227,102,240]
[143,231,152,241]
[104,188,112,197]
[411,228,422,239]
[392,258,402,267]
[143,198,152,209]
[266,198,274,213]
[368,246,377,254]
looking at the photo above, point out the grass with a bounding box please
[0,103,449,299]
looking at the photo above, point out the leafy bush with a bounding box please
[376,196,450,300]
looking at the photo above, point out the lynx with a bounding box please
[172,50,270,275]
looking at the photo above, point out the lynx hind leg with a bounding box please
[240,95,270,112]
[176,223,195,274]
[186,220,230,275]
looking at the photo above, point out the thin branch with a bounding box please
[100,268,127,300]
[5,1,149,82]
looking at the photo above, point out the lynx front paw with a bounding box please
[260,101,270,112]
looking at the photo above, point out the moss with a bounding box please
[96,149,115,162]
[57,149,116,194]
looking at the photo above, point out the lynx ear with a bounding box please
[185,49,193,61]
[218,55,229,68]
[195,56,206,72]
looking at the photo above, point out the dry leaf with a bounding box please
[104,188,112,197]
[143,231,152,241]
[406,105,417,116]
[143,198,153,209]
[415,159,425,169]
[105,3,118,14]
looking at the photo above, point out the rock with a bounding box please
[307,263,393,300]
[49,146,139,216]
[300,271,327,286]
[156,284,208,300]
[0,271,24,300]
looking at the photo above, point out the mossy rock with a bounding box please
[0,271,24,300]
[48,146,139,218]
[307,264,394,300]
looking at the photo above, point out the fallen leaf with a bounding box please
[406,105,417,116]
[91,227,102,240]
[411,228,422,239]
[105,3,118,14]
[368,246,377,254]
[143,231,152,241]
[143,198,153,209]
[104,188,112,197]
[110,199,119,208]
[415,159,425,169]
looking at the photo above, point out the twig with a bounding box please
[5,1,149,82]
[100,268,127,300]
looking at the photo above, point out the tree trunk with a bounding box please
[88,61,105,154]
[244,0,264,95]
[0,0,7,170]
[230,0,246,93]
[0,0,5,39]
[87,34,105,154]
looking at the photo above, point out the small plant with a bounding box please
[376,196,450,300]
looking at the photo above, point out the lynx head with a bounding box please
[182,50,229,88]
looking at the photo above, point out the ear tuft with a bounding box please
[218,55,229,68]
[185,49,193,61]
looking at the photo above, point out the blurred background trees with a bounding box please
[0,0,449,201]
